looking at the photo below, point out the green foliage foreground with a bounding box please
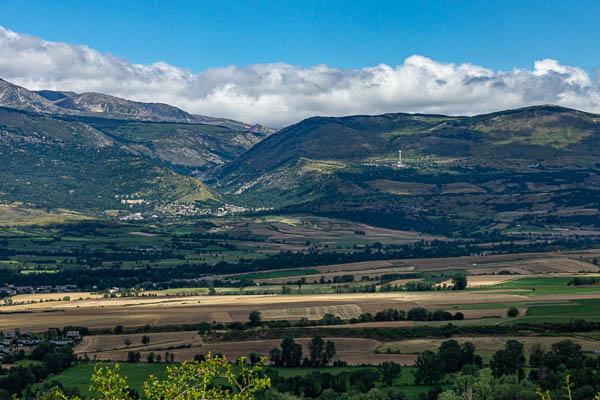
[35,354,270,400]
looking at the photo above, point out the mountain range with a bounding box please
[0,78,274,212]
[0,78,275,134]
[0,77,278,172]
[1,76,599,235]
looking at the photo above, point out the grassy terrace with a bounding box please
[43,363,168,397]
[230,269,320,280]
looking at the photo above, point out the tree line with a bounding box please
[3,237,600,289]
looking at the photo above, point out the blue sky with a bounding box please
[1,0,599,72]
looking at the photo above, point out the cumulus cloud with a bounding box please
[1,25,599,127]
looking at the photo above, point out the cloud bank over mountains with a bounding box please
[1,25,599,127]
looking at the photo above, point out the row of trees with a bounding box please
[356,307,464,323]
[231,308,463,331]
[123,350,180,364]
[568,277,600,286]
[336,273,467,294]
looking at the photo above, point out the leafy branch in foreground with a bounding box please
[35,354,270,400]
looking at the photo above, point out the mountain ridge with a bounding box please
[217,104,599,178]
[0,77,276,134]
[0,78,68,114]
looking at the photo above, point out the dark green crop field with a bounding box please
[526,298,600,317]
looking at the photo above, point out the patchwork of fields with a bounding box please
[4,286,600,331]
[3,244,600,400]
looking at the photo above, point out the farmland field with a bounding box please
[494,276,576,287]
[74,335,416,366]
[5,286,600,332]
[526,298,600,316]
[0,214,433,278]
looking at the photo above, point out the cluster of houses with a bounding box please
[0,330,81,361]
[0,284,79,296]
[117,202,275,221]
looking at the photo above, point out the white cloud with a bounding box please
[1,25,599,127]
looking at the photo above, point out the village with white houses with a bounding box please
[117,200,272,221]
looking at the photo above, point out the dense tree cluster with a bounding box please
[269,337,336,368]
[438,339,600,400]
[451,274,467,290]
[413,340,482,384]
[269,337,303,367]
[0,342,75,398]
[568,277,600,286]
[262,362,404,399]
[490,340,526,380]
[307,337,336,367]
[529,340,600,400]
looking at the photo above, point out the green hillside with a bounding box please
[215,106,600,236]
[0,107,217,212]
[218,106,599,176]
